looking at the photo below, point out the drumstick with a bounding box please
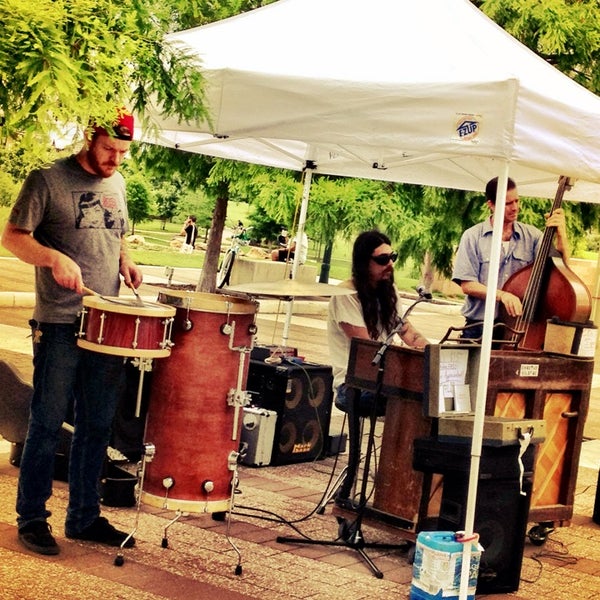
[82,286,100,296]
[128,282,145,306]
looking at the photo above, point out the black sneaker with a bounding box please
[18,521,60,555]
[66,516,135,548]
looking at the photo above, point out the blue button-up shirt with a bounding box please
[452,218,542,321]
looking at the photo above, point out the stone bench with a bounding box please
[228,257,317,286]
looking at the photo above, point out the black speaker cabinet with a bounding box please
[436,466,532,594]
[246,360,333,465]
[414,437,534,594]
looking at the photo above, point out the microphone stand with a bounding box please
[277,287,432,578]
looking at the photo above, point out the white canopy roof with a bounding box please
[142,0,600,202]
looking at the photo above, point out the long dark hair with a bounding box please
[352,230,399,339]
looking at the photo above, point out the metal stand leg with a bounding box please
[225,463,243,575]
[114,442,155,566]
[161,511,185,548]
[316,465,348,514]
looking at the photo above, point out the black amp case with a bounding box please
[246,360,333,465]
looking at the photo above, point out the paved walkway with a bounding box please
[1,258,600,599]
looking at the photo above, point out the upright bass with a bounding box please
[499,175,592,351]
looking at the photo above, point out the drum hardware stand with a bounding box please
[130,357,153,418]
[224,319,255,441]
[161,509,188,548]
[225,450,243,575]
[114,442,156,567]
[157,450,244,575]
[129,316,174,418]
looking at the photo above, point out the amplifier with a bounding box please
[246,360,333,465]
[240,407,277,467]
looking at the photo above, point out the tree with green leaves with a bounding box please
[478,0,600,93]
[0,0,211,161]
[126,176,152,235]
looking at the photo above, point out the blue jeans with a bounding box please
[16,321,125,534]
[460,319,484,341]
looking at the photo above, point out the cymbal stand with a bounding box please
[276,348,410,579]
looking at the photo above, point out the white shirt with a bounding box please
[327,281,404,390]
[293,232,309,264]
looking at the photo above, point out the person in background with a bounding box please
[452,176,569,340]
[1,108,143,556]
[180,215,198,253]
[276,226,288,248]
[327,229,428,505]
[271,229,309,264]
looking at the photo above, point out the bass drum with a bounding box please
[142,289,257,513]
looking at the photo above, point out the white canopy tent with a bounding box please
[140,0,600,595]
[143,0,600,200]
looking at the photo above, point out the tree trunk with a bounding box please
[198,193,228,293]
[319,240,334,283]
[421,250,434,291]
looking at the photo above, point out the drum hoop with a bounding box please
[77,338,171,358]
[157,289,257,314]
[140,491,231,514]
[82,295,176,317]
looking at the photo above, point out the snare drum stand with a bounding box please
[276,344,411,579]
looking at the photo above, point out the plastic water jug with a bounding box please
[409,531,482,600]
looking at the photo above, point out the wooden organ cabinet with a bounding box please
[345,338,595,532]
[484,350,593,525]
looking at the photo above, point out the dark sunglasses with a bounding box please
[371,251,398,266]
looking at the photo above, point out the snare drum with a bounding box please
[142,289,258,513]
[77,295,175,358]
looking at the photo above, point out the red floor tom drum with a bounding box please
[142,289,257,513]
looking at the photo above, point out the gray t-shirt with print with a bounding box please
[9,155,129,323]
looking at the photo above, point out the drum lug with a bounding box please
[76,307,88,339]
[159,316,176,348]
[143,443,156,462]
[227,388,251,408]
[228,451,240,471]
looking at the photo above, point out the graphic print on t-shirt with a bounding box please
[74,191,125,230]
